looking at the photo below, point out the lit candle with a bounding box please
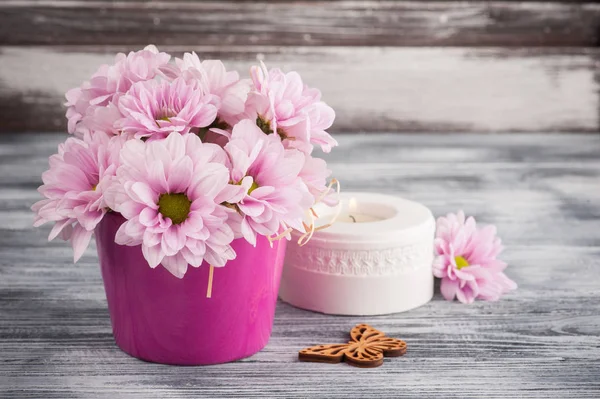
[334,198,384,223]
[280,192,435,316]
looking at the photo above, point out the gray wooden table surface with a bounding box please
[1,133,599,398]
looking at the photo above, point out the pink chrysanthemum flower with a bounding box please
[32,132,123,261]
[433,211,517,304]
[298,154,337,206]
[116,77,218,141]
[244,62,337,154]
[161,52,250,131]
[224,119,313,246]
[106,132,239,278]
[65,45,170,136]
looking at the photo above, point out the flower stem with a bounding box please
[206,265,215,298]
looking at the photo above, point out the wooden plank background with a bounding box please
[2,133,599,397]
[2,1,599,47]
[0,1,599,133]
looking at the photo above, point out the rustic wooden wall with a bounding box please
[1,1,599,133]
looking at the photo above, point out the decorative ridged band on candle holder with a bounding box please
[279,192,435,316]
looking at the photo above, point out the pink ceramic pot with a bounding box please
[94,212,286,365]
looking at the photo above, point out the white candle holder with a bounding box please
[279,192,435,315]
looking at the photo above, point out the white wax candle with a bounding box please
[327,197,386,224]
[335,213,383,223]
[280,192,436,316]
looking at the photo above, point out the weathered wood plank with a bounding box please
[1,1,599,47]
[1,46,598,133]
[1,133,599,398]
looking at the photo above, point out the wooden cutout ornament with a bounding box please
[298,324,407,368]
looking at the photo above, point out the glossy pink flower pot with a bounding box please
[94,212,286,365]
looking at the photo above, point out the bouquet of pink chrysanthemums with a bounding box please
[32,45,337,278]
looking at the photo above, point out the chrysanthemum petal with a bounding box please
[160,253,188,279]
[434,210,516,303]
[440,278,459,301]
[142,243,164,268]
[71,225,94,262]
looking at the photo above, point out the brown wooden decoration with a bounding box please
[298,324,407,368]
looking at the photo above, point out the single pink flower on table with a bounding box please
[32,132,123,261]
[244,62,337,154]
[116,77,218,141]
[106,132,239,278]
[433,211,517,304]
[161,52,250,131]
[66,45,170,136]
[224,119,313,246]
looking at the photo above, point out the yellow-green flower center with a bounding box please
[248,181,259,194]
[197,118,231,141]
[256,116,288,140]
[256,116,273,134]
[154,115,172,129]
[234,179,260,195]
[454,255,470,270]
[158,193,191,225]
[155,107,176,126]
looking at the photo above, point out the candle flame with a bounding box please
[349,197,358,213]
